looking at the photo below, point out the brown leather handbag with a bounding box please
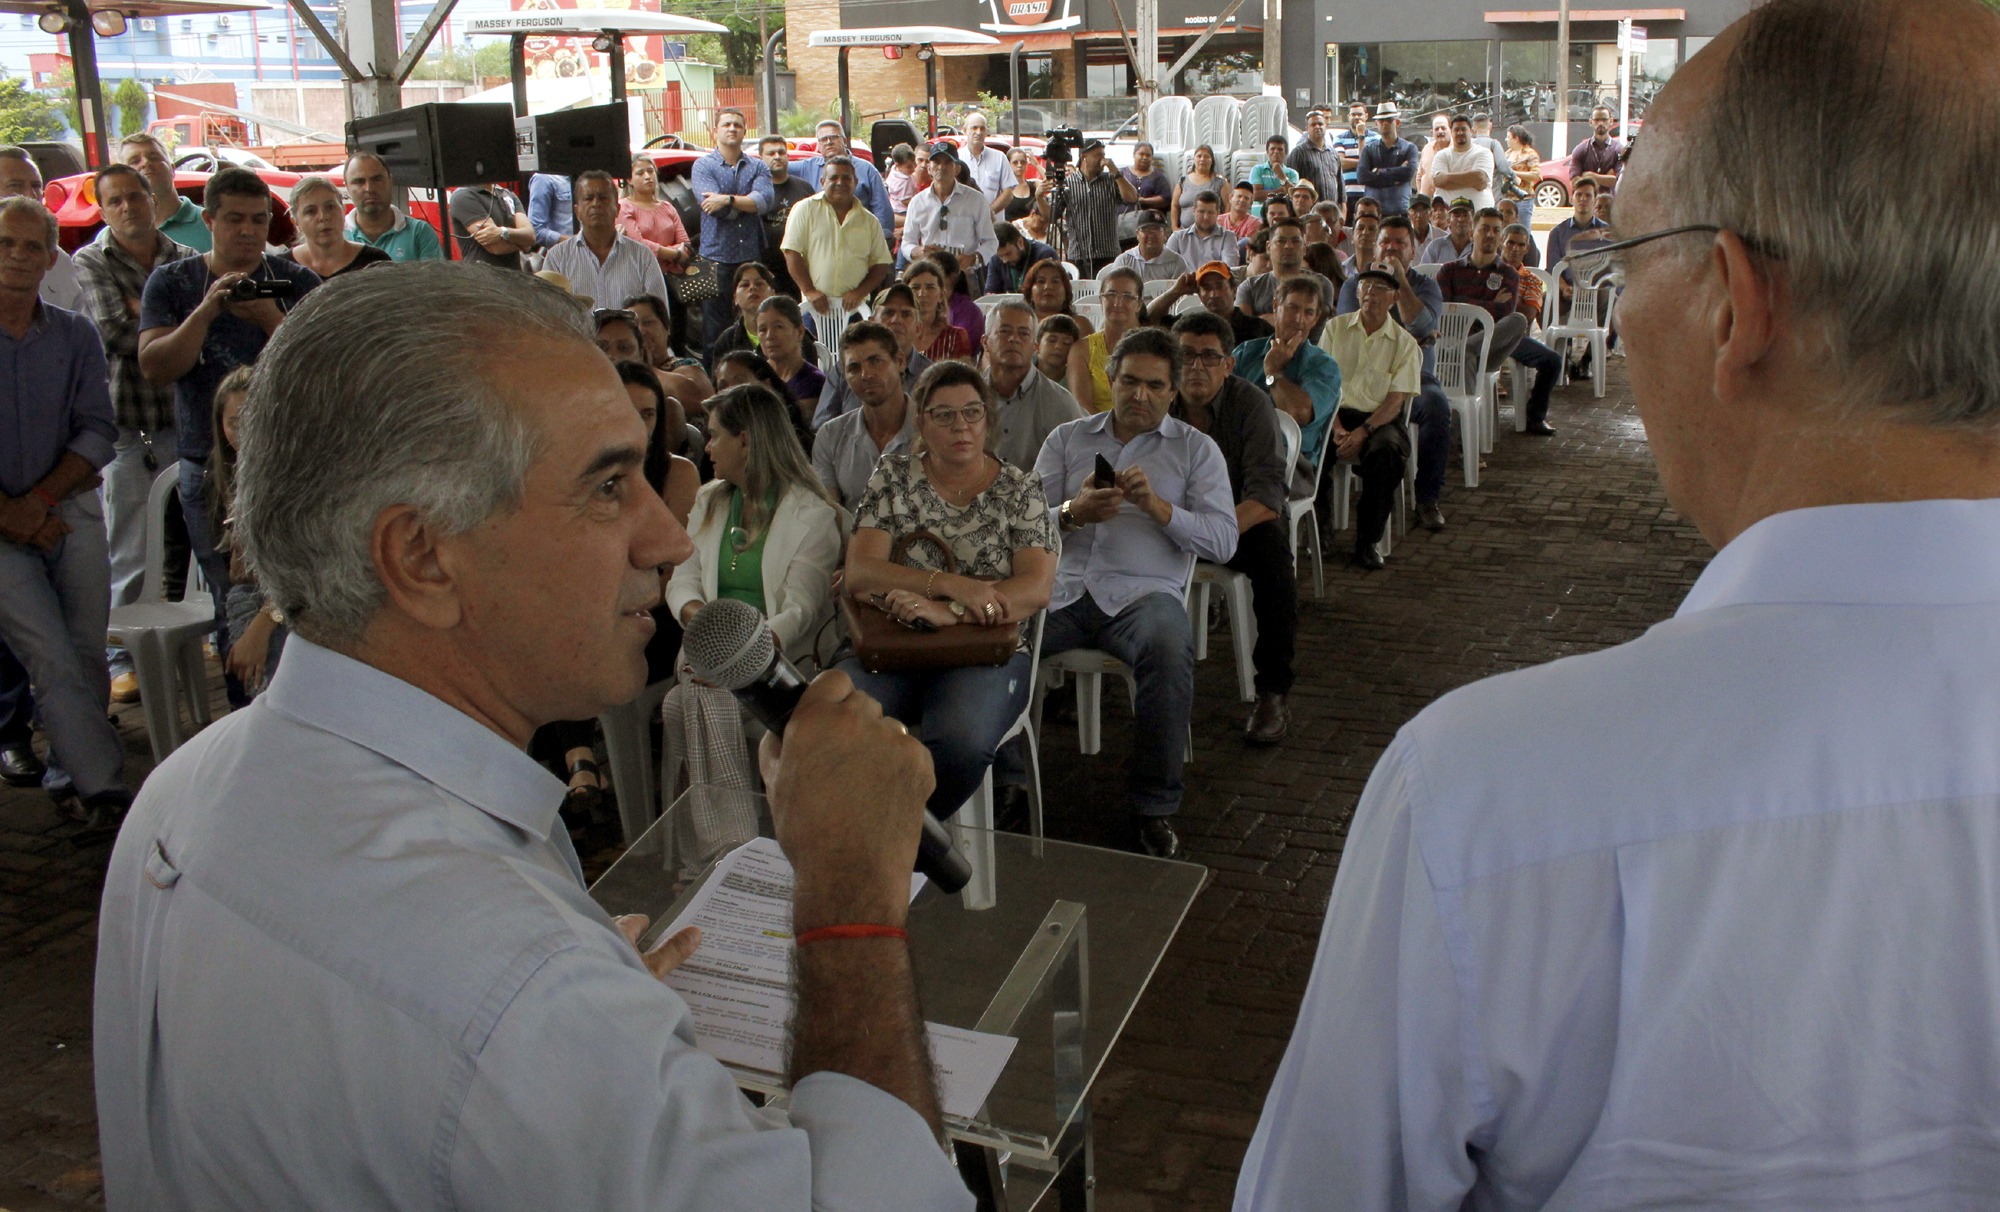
[842,532,1019,673]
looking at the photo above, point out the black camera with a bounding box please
[1043,126,1084,167]
[227,277,296,304]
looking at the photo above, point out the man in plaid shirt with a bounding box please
[72,163,194,695]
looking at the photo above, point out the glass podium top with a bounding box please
[590,785,1207,1163]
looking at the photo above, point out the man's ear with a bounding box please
[1709,230,1781,406]
[369,504,463,632]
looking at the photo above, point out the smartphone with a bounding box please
[1093,454,1116,489]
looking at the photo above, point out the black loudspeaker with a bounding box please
[347,103,518,189]
[870,119,921,167]
[523,104,631,178]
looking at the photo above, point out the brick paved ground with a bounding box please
[0,358,1709,1212]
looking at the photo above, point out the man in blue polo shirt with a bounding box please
[1234,276,1341,482]
[792,120,897,244]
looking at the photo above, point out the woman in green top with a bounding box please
[667,385,842,661]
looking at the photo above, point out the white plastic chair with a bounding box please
[1141,278,1176,300]
[1032,557,1196,762]
[1169,292,1205,316]
[1192,95,1241,159]
[1061,260,1081,281]
[950,614,1047,909]
[1547,258,1615,398]
[105,461,217,764]
[1273,411,1332,597]
[1187,561,1255,702]
[1411,262,1445,279]
[974,292,1023,324]
[1146,96,1195,154]
[1070,277,1100,297]
[1328,395,1416,558]
[1075,300,1104,329]
[598,677,674,843]
[1238,95,1289,150]
[1435,303,1496,488]
[809,299,868,351]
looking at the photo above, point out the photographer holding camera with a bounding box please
[1041,135,1135,279]
[140,167,319,689]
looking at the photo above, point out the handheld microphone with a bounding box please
[684,598,973,894]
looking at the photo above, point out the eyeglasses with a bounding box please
[593,307,636,327]
[1101,290,1140,303]
[1567,224,1783,290]
[924,405,985,429]
[1182,350,1230,367]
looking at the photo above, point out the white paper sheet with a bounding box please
[661,838,1016,1119]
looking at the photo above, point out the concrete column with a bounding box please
[345,0,403,120]
[1262,0,1281,99]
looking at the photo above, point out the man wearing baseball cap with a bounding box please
[1098,211,1190,285]
[1147,261,1272,345]
[1358,103,1420,217]
[898,143,996,273]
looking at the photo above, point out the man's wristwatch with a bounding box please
[1059,500,1081,532]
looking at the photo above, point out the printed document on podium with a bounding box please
[662,837,1018,1119]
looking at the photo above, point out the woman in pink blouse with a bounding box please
[618,154,692,274]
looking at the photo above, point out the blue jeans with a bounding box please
[0,495,126,801]
[1410,375,1452,506]
[840,652,1032,821]
[1041,592,1193,818]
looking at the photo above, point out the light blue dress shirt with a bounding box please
[1035,411,1237,615]
[94,638,971,1212]
[0,302,115,495]
[1237,498,2000,1211]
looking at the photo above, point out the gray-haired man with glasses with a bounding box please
[1240,1,2000,1206]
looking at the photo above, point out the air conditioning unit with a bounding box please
[217,14,231,28]
[180,17,193,30]
[137,17,156,30]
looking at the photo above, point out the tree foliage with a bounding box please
[112,77,150,138]
[671,0,780,78]
[0,77,66,143]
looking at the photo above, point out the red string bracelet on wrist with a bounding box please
[794,924,908,946]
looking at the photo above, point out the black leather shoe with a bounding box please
[1352,546,1385,571]
[1525,419,1556,436]
[1136,817,1182,860]
[1417,502,1446,531]
[0,740,43,788]
[993,784,1031,833]
[1245,693,1289,745]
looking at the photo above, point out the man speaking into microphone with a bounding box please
[92,261,972,1211]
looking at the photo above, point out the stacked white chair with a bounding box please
[1435,303,1496,487]
[1233,95,1290,183]
[1146,96,1196,176]
[1070,277,1101,297]
[1192,95,1242,167]
[105,462,218,764]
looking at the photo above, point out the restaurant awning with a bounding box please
[1483,8,1685,21]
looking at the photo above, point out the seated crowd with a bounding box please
[2,101,1616,865]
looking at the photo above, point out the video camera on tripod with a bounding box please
[1042,126,1085,168]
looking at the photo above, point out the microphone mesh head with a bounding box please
[683,597,776,690]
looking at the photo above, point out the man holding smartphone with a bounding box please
[1034,326,1238,859]
[139,167,319,684]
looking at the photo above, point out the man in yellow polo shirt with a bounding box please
[780,156,894,332]
[1317,267,1422,569]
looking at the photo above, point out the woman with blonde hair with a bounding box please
[283,176,390,279]
[837,360,1056,820]
[668,384,841,659]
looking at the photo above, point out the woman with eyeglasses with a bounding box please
[836,360,1057,821]
[1067,265,1144,413]
[1022,258,1095,338]
[668,385,841,662]
[904,257,972,362]
[1000,147,1041,226]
